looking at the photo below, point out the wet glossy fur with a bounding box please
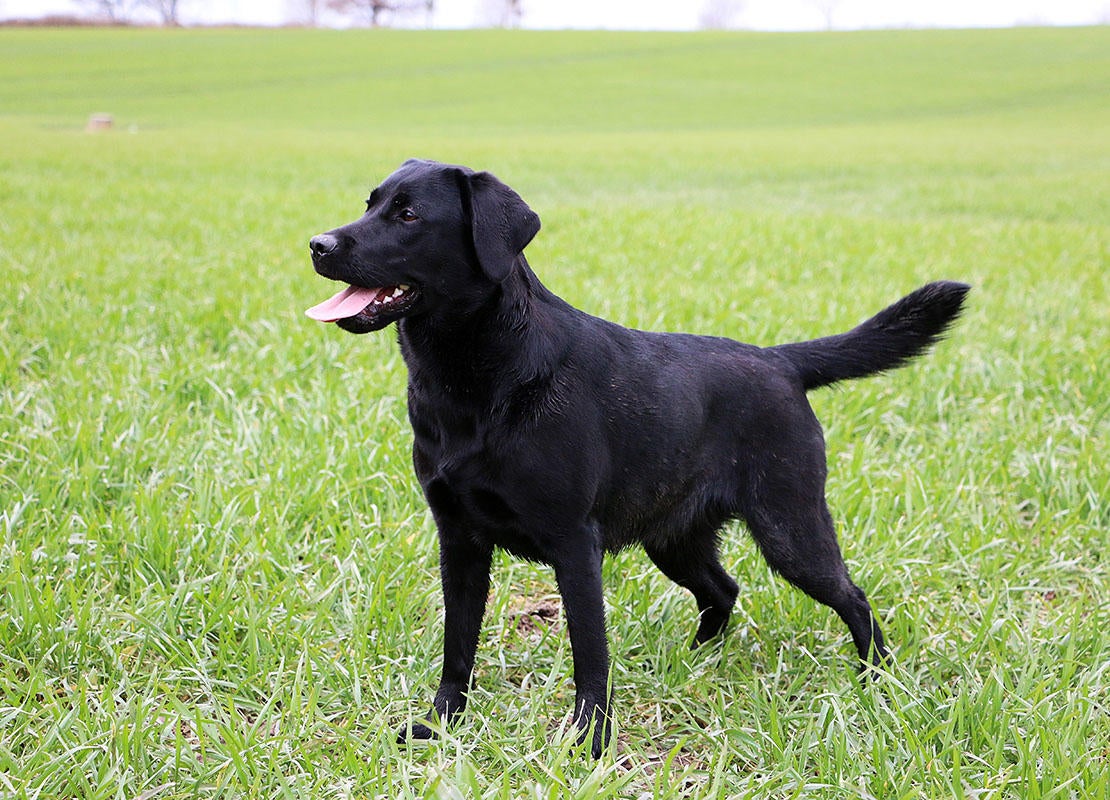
[308,159,969,757]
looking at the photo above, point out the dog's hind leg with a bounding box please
[745,495,889,668]
[740,451,889,668]
[645,530,740,647]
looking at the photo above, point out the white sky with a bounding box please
[4,0,1108,29]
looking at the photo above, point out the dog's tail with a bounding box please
[770,281,970,391]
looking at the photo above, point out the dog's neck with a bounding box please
[398,256,572,403]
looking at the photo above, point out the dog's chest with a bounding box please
[408,405,565,560]
[412,410,509,508]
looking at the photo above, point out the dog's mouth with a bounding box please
[305,283,420,332]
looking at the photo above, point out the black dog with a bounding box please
[306,159,968,757]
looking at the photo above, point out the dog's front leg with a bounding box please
[398,529,492,743]
[553,532,611,758]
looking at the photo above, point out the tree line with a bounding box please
[74,0,526,28]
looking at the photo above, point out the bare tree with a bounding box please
[478,0,522,28]
[78,0,133,23]
[288,0,325,26]
[698,0,744,30]
[139,0,185,25]
[811,0,842,30]
[328,0,386,27]
[327,0,431,27]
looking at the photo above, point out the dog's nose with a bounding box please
[310,233,338,258]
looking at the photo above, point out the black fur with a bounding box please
[307,159,969,758]
[771,281,969,390]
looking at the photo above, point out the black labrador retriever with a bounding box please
[306,159,968,757]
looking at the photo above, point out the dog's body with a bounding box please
[307,159,969,756]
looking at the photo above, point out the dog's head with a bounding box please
[306,159,540,334]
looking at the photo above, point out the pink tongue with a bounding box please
[305,285,381,322]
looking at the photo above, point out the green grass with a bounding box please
[1,25,1107,799]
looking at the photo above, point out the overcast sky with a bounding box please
[5,0,1108,30]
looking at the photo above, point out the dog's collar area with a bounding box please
[306,283,415,323]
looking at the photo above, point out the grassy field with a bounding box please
[1,25,1107,799]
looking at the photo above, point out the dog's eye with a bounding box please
[398,208,419,222]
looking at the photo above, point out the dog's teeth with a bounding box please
[391,287,403,298]
[399,284,410,291]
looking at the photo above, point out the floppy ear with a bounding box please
[458,169,541,283]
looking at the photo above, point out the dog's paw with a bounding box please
[571,703,611,759]
[857,648,894,682]
[396,721,436,744]
[573,720,608,759]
